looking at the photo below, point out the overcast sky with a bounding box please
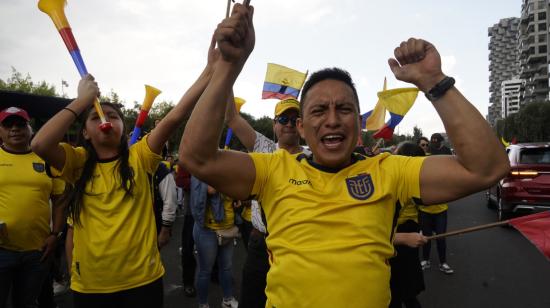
[1,0,519,137]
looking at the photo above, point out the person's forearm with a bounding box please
[431,86,509,182]
[31,99,87,156]
[51,196,66,234]
[180,61,243,168]
[225,92,256,151]
[148,65,214,154]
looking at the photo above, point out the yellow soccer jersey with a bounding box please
[419,203,448,214]
[0,147,65,251]
[241,203,252,222]
[54,136,164,293]
[205,196,235,230]
[250,150,425,308]
[397,200,420,226]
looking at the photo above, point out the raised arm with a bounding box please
[388,38,510,204]
[225,90,257,151]
[31,75,99,171]
[147,35,221,154]
[179,4,256,200]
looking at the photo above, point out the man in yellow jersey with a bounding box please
[0,107,66,307]
[179,4,510,307]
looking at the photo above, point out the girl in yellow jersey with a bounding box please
[31,37,221,308]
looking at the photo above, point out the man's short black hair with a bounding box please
[299,68,360,116]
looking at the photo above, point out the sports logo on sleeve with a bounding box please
[345,173,374,200]
[32,162,45,173]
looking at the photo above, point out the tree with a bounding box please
[497,102,550,142]
[412,125,423,141]
[0,67,57,96]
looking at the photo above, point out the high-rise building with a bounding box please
[501,78,523,118]
[518,0,549,105]
[488,18,520,126]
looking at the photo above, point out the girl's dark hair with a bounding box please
[396,141,425,157]
[68,102,134,226]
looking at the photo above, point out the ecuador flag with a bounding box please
[262,63,307,100]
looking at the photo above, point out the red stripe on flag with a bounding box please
[262,91,295,100]
[372,124,394,141]
[509,211,550,261]
[59,28,80,52]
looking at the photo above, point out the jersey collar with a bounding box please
[297,152,366,173]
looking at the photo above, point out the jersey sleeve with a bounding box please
[51,178,66,196]
[131,134,163,174]
[248,152,275,201]
[393,155,426,205]
[49,143,87,185]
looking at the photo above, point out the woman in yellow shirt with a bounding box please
[30,36,220,307]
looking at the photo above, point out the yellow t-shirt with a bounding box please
[0,147,65,251]
[55,136,164,293]
[205,196,235,230]
[241,203,252,222]
[250,150,425,308]
[397,200,419,225]
[418,203,448,214]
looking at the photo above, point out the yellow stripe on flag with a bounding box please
[377,88,419,116]
[264,63,307,90]
[365,78,387,131]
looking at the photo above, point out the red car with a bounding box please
[487,143,550,221]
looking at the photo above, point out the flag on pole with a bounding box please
[361,77,387,131]
[509,211,550,261]
[262,63,307,100]
[372,88,419,140]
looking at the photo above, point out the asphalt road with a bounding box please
[54,191,550,308]
[418,192,550,308]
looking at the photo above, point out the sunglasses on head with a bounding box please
[275,115,297,126]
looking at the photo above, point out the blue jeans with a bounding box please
[0,248,51,308]
[193,223,235,305]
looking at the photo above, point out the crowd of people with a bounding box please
[0,2,510,308]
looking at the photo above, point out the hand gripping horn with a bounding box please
[38,0,112,132]
[129,85,162,145]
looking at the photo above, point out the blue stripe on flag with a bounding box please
[263,82,300,98]
[387,112,404,129]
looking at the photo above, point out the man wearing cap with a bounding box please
[0,107,66,307]
[225,96,310,308]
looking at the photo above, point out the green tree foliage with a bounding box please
[0,67,57,96]
[497,102,550,142]
[412,125,423,142]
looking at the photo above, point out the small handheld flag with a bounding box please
[262,63,307,100]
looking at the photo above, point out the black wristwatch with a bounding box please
[425,76,455,101]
